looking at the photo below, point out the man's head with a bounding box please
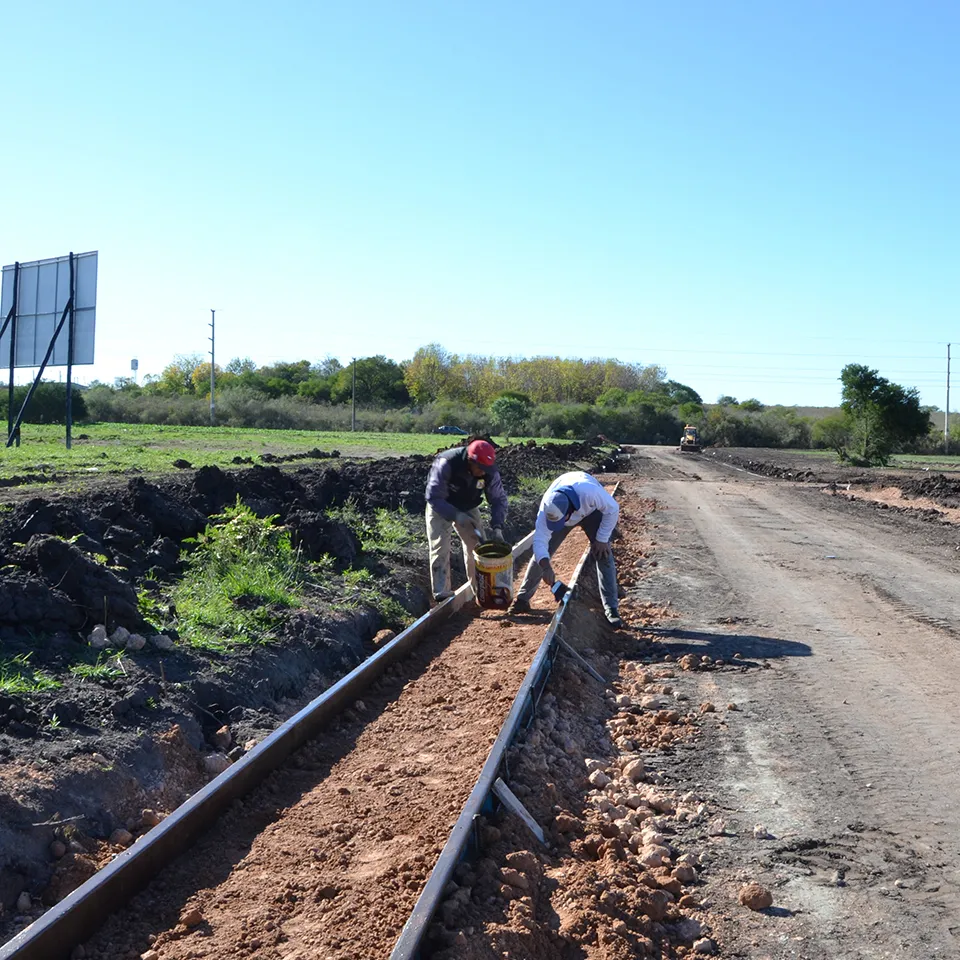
[544,490,574,531]
[466,439,496,477]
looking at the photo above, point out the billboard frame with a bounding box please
[2,252,86,449]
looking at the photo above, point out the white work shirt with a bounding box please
[532,471,619,562]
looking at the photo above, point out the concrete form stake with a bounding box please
[558,637,607,682]
[492,777,545,844]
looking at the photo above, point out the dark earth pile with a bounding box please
[0,439,621,928]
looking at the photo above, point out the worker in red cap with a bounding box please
[424,438,508,603]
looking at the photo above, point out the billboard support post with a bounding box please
[65,253,76,450]
[7,292,74,448]
[3,263,19,446]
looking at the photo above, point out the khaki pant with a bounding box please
[426,504,483,598]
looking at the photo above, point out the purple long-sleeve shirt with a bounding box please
[425,452,508,529]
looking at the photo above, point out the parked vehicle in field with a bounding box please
[679,424,701,453]
[436,425,468,435]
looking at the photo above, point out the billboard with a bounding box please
[0,251,97,366]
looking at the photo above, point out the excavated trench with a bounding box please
[0,440,621,946]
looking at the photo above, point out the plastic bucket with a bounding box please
[473,541,514,610]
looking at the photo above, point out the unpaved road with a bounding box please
[629,446,960,958]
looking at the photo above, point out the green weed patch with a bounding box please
[70,652,125,682]
[172,500,307,652]
[0,653,60,694]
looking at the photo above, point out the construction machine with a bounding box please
[679,424,701,453]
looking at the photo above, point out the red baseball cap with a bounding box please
[466,439,496,467]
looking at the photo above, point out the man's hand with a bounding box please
[490,527,506,544]
[591,540,612,560]
[454,511,475,528]
[538,558,556,585]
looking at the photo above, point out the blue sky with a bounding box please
[2,1,957,409]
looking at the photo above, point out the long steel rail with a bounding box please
[1,533,535,960]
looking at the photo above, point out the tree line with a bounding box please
[3,351,954,462]
[110,343,688,409]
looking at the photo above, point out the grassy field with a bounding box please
[0,423,568,483]
[891,454,960,471]
[760,448,960,471]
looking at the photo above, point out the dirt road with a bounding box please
[629,446,960,958]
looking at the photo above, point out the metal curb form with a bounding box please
[1,533,536,960]
[390,537,598,959]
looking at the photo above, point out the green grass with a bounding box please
[70,652,125,682]
[341,568,414,629]
[729,449,960,472]
[890,454,960,471]
[0,423,572,486]
[513,472,555,497]
[172,499,308,652]
[326,500,416,553]
[0,653,60,694]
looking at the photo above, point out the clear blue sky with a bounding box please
[2,1,957,409]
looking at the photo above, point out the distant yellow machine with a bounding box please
[679,425,701,453]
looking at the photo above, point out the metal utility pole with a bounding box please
[946,343,951,455]
[351,357,356,432]
[209,309,216,427]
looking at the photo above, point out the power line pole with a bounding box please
[946,342,951,455]
[351,357,357,432]
[209,309,216,427]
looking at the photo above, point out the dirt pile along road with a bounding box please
[0,439,621,943]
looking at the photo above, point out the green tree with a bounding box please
[596,388,629,408]
[660,380,702,406]
[839,364,929,465]
[0,382,88,424]
[331,356,408,407]
[489,393,533,437]
[146,354,204,395]
[716,395,738,407]
[404,344,453,406]
[739,398,764,412]
[812,413,853,458]
[225,357,257,376]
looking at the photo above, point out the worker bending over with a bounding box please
[509,471,622,626]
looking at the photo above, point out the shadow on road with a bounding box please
[643,626,811,661]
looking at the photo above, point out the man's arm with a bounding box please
[425,458,459,522]
[484,469,508,530]
[532,509,552,562]
[594,488,620,543]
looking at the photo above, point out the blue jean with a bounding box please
[515,510,619,614]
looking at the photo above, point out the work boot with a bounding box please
[508,597,531,615]
[605,610,623,628]
[433,590,455,604]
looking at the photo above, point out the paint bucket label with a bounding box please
[473,542,514,610]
